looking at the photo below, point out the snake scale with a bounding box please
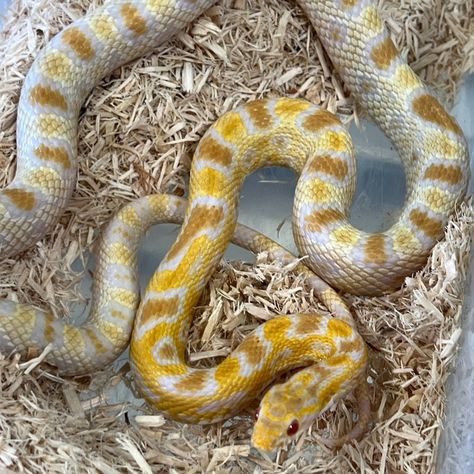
[0,0,469,453]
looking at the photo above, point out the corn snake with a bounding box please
[0,0,469,453]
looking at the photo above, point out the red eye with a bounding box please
[287,420,299,436]
[254,408,260,421]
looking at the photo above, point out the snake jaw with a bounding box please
[251,382,307,453]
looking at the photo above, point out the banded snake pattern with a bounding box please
[0,0,469,453]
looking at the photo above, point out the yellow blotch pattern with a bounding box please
[327,318,353,339]
[426,132,462,160]
[40,51,74,85]
[37,114,70,139]
[192,167,228,199]
[63,326,86,354]
[393,226,422,255]
[118,206,142,228]
[274,98,311,120]
[151,235,214,292]
[109,288,137,309]
[26,168,62,191]
[97,319,126,344]
[89,14,119,42]
[145,0,176,13]
[307,178,336,203]
[215,357,241,386]
[421,187,455,214]
[394,64,422,92]
[360,6,383,35]
[214,112,247,144]
[330,225,360,248]
[108,243,134,265]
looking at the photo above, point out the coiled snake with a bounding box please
[0,0,469,453]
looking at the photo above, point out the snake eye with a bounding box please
[287,419,299,436]
[254,408,260,421]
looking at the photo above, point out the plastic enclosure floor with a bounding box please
[0,3,472,473]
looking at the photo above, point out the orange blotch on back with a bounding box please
[197,135,233,166]
[364,234,388,264]
[34,144,70,169]
[424,164,463,185]
[309,155,349,180]
[413,95,462,135]
[140,296,180,325]
[3,188,36,211]
[43,312,56,342]
[237,334,266,366]
[30,85,68,111]
[302,110,340,132]
[158,342,176,360]
[409,209,443,239]
[326,353,352,367]
[84,328,108,354]
[305,208,344,233]
[62,27,95,60]
[175,370,208,392]
[121,3,148,36]
[295,314,322,335]
[245,99,273,129]
[339,338,360,354]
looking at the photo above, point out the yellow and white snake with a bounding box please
[0,0,469,453]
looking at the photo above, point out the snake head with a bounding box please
[251,381,308,453]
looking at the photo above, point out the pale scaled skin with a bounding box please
[0,0,470,454]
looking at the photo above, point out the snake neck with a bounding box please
[131,313,366,424]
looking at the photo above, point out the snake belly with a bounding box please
[0,0,470,453]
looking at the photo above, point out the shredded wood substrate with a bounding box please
[0,0,473,473]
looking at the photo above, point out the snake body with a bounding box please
[0,0,469,453]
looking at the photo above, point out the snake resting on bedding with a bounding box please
[0,0,469,453]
